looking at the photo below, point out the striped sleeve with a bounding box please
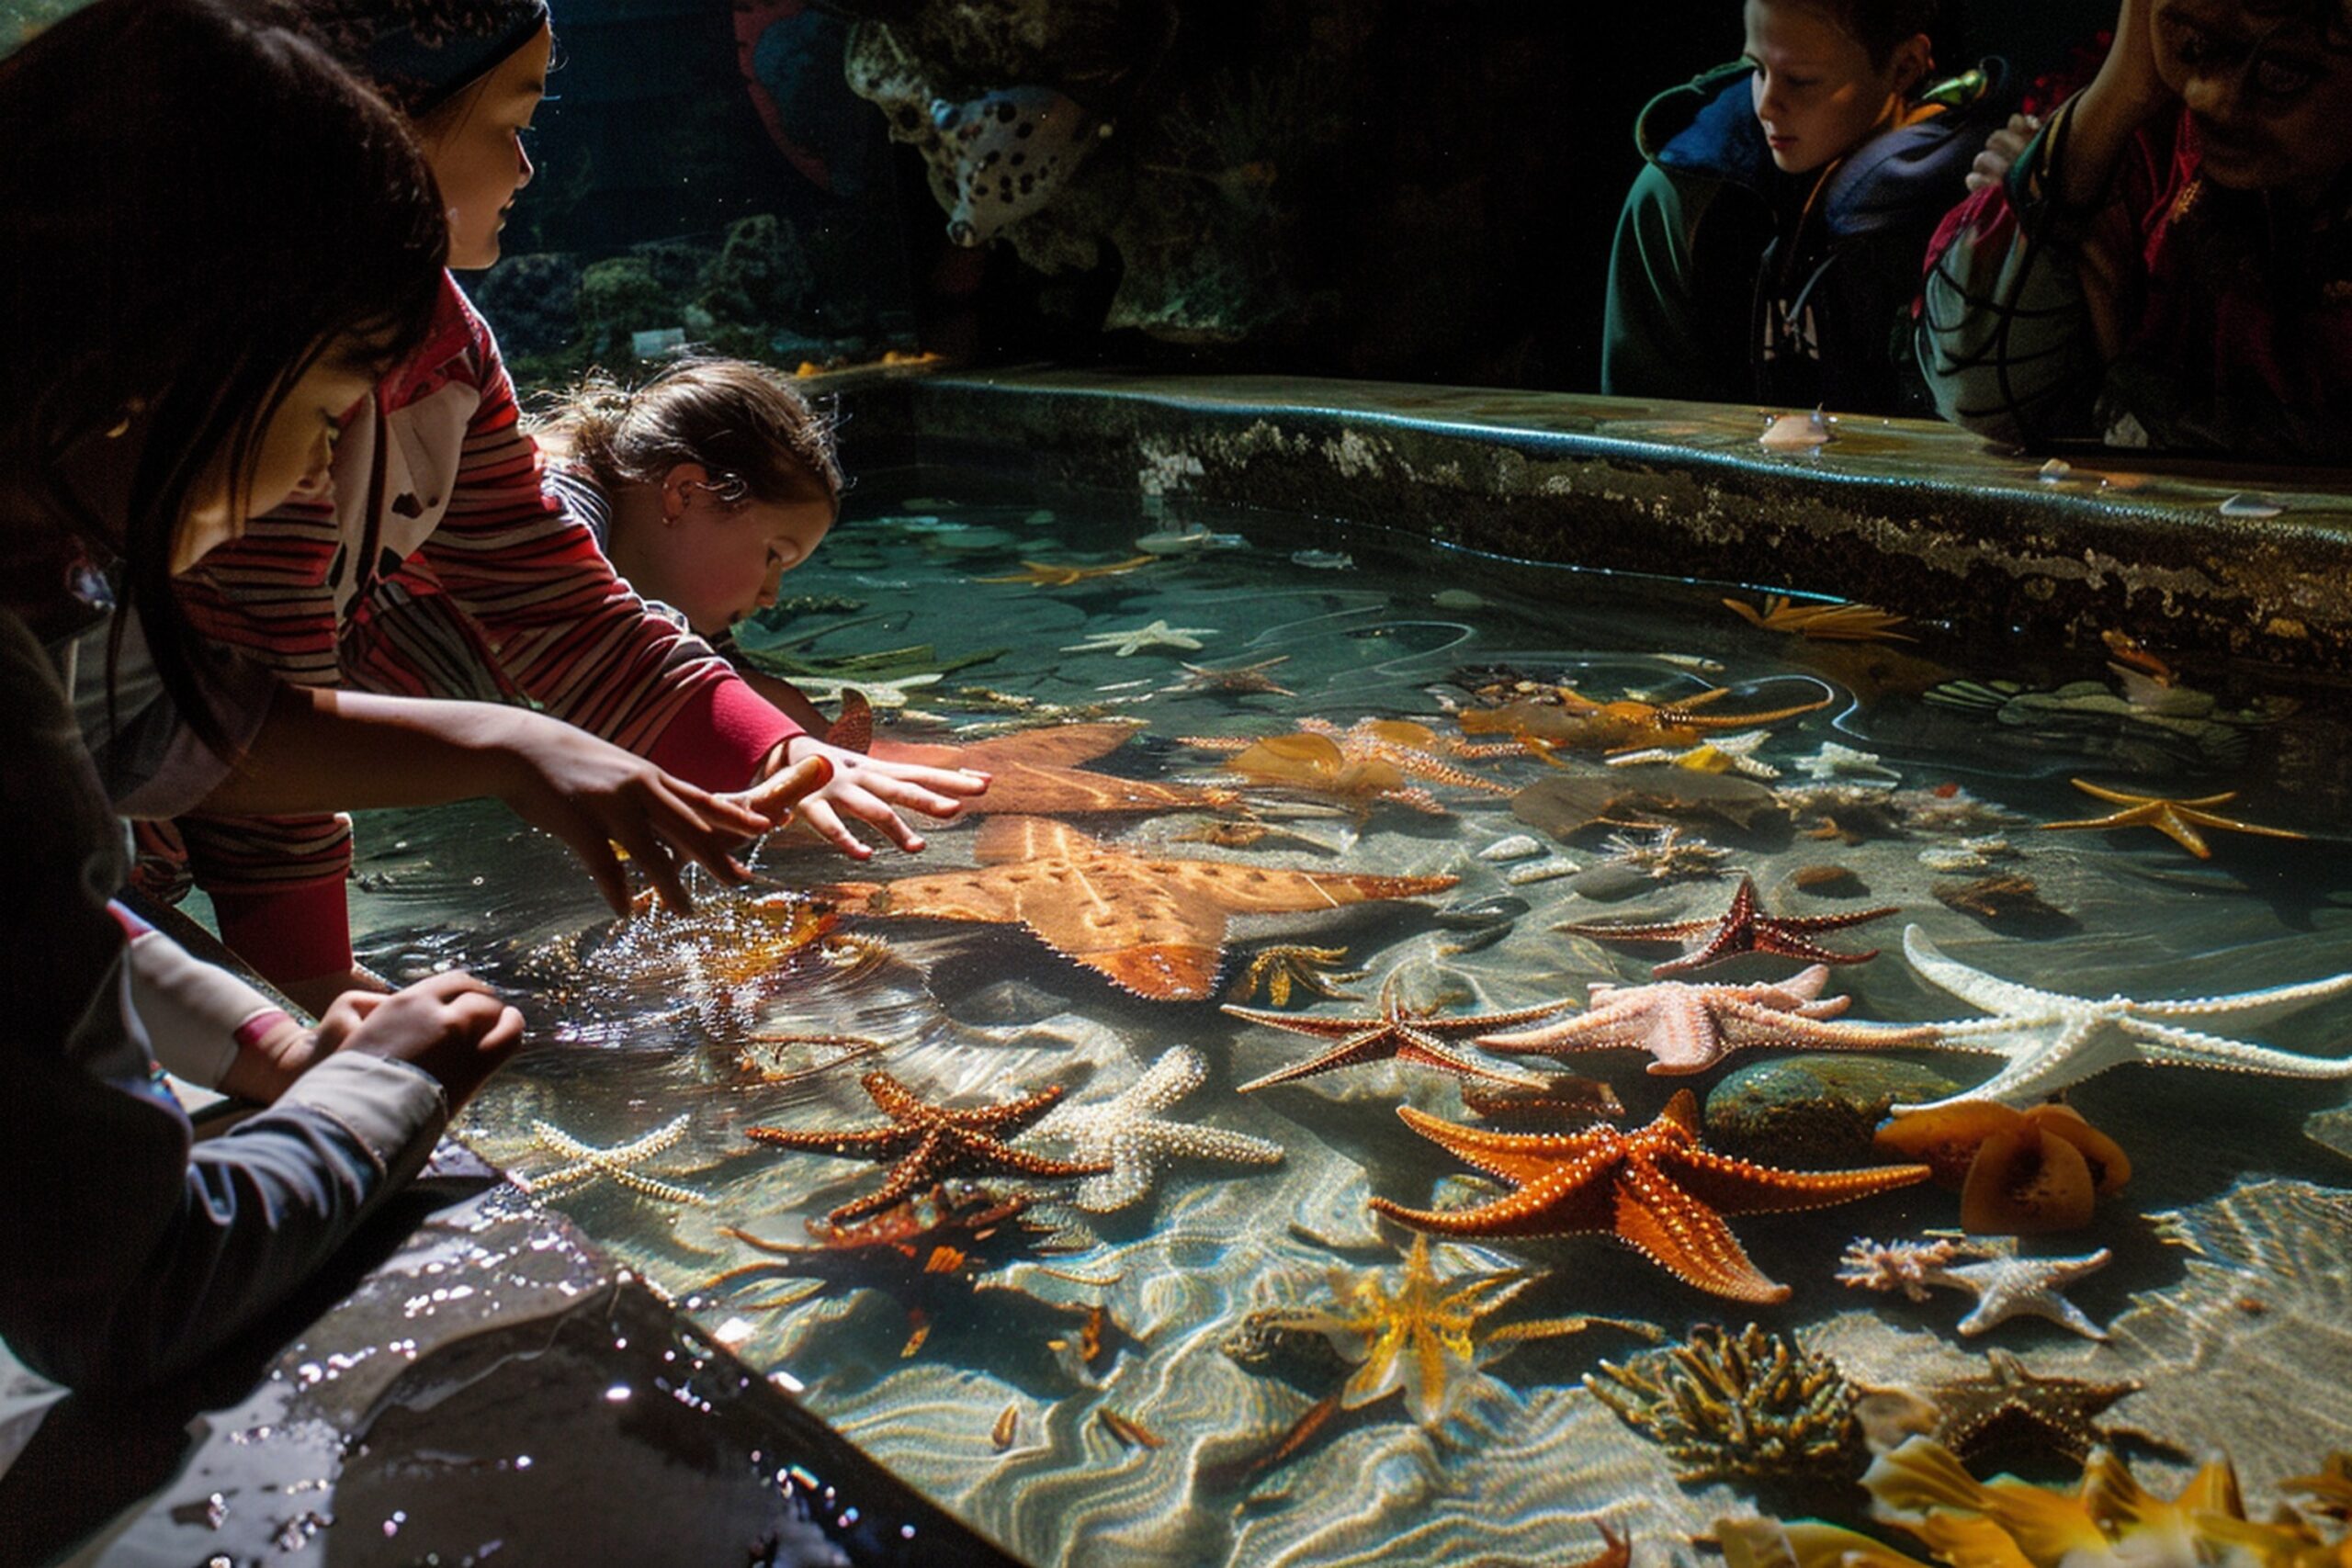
[390,300,798,786]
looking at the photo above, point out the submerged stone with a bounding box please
[1705,1055,1962,1167]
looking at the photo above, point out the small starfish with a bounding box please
[1175,655,1294,695]
[1724,593,1914,642]
[743,1071,1112,1224]
[1061,618,1221,658]
[1228,944,1369,1007]
[525,1115,708,1207]
[1370,1089,1931,1302]
[784,671,943,709]
[1557,874,1897,977]
[1027,1046,1283,1212]
[1476,964,1941,1074]
[977,554,1156,588]
[1223,973,1567,1092]
[1912,1348,2143,1463]
[2040,777,2308,858]
[1246,1234,1657,1429]
[1838,1237,2112,1340]
[1458,683,1833,757]
[1893,924,2352,1111]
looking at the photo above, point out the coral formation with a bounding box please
[1585,1324,1861,1483]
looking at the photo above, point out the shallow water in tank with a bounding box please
[342,468,2352,1567]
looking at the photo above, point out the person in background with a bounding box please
[162,0,987,1013]
[528,360,846,733]
[0,0,783,1392]
[1917,0,2352,457]
[1603,0,2013,415]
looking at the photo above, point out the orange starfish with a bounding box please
[865,721,1238,816]
[975,555,1155,588]
[813,816,1457,1000]
[1557,873,1895,977]
[744,1072,1110,1224]
[1458,684,1832,757]
[2039,777,2308,859]
[1222,973,1567,1092]
[1369,1090,1932,1302]
[1724,593,1915,642]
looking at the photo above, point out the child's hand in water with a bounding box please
[326,970,525,1111]
[769,736,990,858]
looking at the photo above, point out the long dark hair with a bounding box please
[0,0,447,756]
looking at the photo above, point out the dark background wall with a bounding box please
[449,0,2113,392]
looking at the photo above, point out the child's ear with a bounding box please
[1894,33,1933,96]
[665,462,712,495]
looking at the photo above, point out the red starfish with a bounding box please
[1221,976,1568,1092]
[1557,874,1894,977]
[744,1071,1111,1224]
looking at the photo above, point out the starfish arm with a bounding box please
[2177,807,2307,842]
[1556,915,1716,945]
[1713,998,1945,1055]
[1894,1017,2121,1110]
[2131,969,2352,1024]
[1137,1122,1284,1166]
[1073,1162,1153,1213]
[1738,929,1882,968]
[1612,1162,1790,1303]
[1476,995,1658,1056]
[1388,1030,1555,1090]
[1221,1003,1385,1040]
[1902,926,2080,1016]
[1667,1145,1932,1216]
[1130,1045,1211,1110]
[2124,1020,2352,1078]
[743,1122,914,1158]
[612,1171,711,1207]
[825,1131,951,1222]
[1418,998,1579,1036]
[1393,1105,1615,1187]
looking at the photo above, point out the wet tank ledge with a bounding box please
[8,366,2352,1568]
[836,367,2352,677]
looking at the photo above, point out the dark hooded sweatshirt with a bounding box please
[1602,59,2013,414]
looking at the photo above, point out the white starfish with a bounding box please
[1792,740,1901,784]
[1060,619,1220,658]
[1838,1236,2111,1340]
[1026,1046,1283,1211]
[1894,925,2352,1111]
[525,1114,708,1206]
[785,671,941,709]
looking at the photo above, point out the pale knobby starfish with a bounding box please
[1258,1234,1656,1428]
[1838,1236,2112,1340]
[1223,973,1567,1092]
[1027,1046,1283,1212]
[1478,964,1942,1074]
[2040,777,2309,859]
[525,1114,708,1207]
[1061,618,1220,658]
[1893,925,2352,1111]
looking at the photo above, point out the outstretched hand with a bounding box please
[491,709,774,918]
[773,734,990,858]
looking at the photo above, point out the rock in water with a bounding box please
[1706,1055,1962,1166]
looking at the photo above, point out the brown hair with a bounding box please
[537,359,842,513]
[1770,0,1948,72]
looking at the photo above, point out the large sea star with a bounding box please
[743,1071,1109,1224]
[1892,925,2352,1111]
[1027,1046,1283,1211]
[1558,874,1897,977]
[1476,964,1942,1073]
[1368,1089,1931,1302]
[2039,777,2309,859]
[813,816,1457,1000]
